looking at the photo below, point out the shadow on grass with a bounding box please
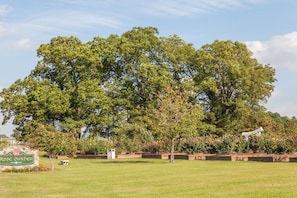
[92,159,168,164]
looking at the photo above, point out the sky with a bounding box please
[1,0,297,136]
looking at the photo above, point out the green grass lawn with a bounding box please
[1,157,297,198]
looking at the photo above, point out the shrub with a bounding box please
[3,166,41,173]
[274,138,296,154]
[141,134,297,155]
[39,164,48,171]
[258,136,277,154]
[141,140,169,153]
[179,138,206,154]
[216,135,236,154]
[114,138,141,154]
[77,138,114,155]
[204,136,218,154]
[247,136,261,153]
[234,137,249,153]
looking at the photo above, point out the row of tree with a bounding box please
[1,26,296,163]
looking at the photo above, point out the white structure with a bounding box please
[107,149,116,159]
[241,127,264,140]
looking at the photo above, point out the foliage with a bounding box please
[2,165,48,172]
[24,121,77,156]
[194,40,276,131]
[113,137,140,154]
[145,87,204,163]
[77,137,114,155]
[196,123,223,136]
[252,136,297,154]
[141,140,170,153]
[38,164,49,171]
[112,122,152,154]
[0,77,71,139]
[162,134,297,155]
[0,139,10,150]
[22,121,77,171]
[178,138,207,154]
[0,36,120,139]
[2,26,293,156]
[259,112,297,137]
[234,138,249,153]
[2,166,40,173]
[215,135,237,154]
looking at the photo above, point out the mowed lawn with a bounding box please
[1,156,297,198]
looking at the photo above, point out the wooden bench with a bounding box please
[60,160,69,165]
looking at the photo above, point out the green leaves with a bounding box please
[147,87,203,140]
[145,87,204,163]
[194,40,276,131]
[0,27,277,143]
[35,36,103,89]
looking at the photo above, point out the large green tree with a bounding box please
[193,40,276,132]
[32,36,110,137]
[107,27,198,112]
[0,77,70,139]
[107,27,199,146]
[113,27,172,120]
[0,27,278,144]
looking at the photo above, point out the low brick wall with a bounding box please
[142,153,169,159]
[206,155,232,161]
[248,156,274,162]
[117,154,142,159]
[173,154,189,160]
[181,154,215,160]
[76,154,107,159]
[289,157,297,162]
[231,155,249,161]
[56,155,72,159]
[272,155,290,162]
[75,152,297,162]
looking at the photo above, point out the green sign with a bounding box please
[0,151,34,166]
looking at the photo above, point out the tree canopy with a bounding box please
[193,40,276,132]
[0,27,280,153]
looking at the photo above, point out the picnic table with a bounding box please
[60,160,69,165]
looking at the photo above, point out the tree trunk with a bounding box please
[170,138,175,164]
[49,154,55,171]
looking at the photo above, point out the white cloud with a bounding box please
[141,1,207,16]
[139,0,265,16]
[12,38,34,49]
[0,4,12,16]
[266,102,297,118]
[23,10,124,36]
[0,22,17,37]
[246,32,297,70]
[264,85,297,117]
[247,32,297,117]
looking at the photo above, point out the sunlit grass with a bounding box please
[1,157,297,197]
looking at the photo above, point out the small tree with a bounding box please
[23,121,77,171]
[147,87,203,163]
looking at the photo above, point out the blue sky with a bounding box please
[1,0,297,135]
